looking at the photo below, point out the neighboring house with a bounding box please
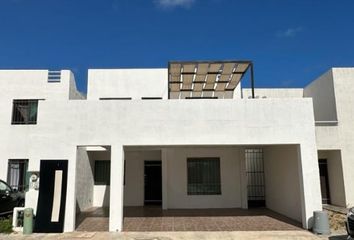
[0,61,352,233]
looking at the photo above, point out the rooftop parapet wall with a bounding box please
[242,88,303,99]
[0,70,82,101]
[87,69,168,100]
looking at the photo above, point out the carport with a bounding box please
[123,207,301,231]
[121,145,305,232]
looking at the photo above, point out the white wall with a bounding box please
[89,150,111,207]
[24,98,321,231]
[243,88,303,99]
[87,69,168,100]
[165,147,241,209]
[0,70,77,101]
[0,69,79,217]
[263,145,302,222]
[124,147,243,209]
[124,150,161,206]
[318,150,346,207]
[75,147,94,212]
[330,68,354,206]
[304,70,338,122]
[93,186,110,207]
[315,125,341,150]
[0,68,322,231]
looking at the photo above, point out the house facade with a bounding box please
[0,61,352,232]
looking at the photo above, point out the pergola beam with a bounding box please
[168,60,255,99]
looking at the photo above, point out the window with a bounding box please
[245,149,265,207]
[94,161,110,185]
[11,100,38,124]
[0,181,11,192]
[187,158,221,195]
[7,159,29,191]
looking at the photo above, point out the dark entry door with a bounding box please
[34,160,68,233]
[144,161,162,205]
[319,159,331,204]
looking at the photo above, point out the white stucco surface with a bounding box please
[331,68,354,206]
[243,88,303,99]
[318,150,346,207]
[93,186,110,207]
[75,147,94,212]
[34,98,319,230]
[304,70,338,122]
[165,147,241,209]
[124,150,161,206]
[87,69,168,100]
[264,145,302,222]
[0,67,335,232]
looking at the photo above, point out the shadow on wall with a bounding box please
[76,199,82,214]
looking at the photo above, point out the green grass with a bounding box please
[0,217,13,234]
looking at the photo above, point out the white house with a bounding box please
[0,61,352,233]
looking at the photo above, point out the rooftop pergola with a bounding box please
[168,60,255,99]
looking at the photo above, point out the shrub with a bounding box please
[0,217,13,234]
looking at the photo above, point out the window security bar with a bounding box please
[11,99,39,125]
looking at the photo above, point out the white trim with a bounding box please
[51,170,63,222]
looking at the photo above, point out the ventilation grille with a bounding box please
[48,71,61,82]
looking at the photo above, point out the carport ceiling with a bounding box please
[168,60,254,99]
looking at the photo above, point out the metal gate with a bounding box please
[245,148,265,207]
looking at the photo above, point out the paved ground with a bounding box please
[76,208,109,232]
[76,207,302,232]
[1,231,324,240]
[3,206,348,239]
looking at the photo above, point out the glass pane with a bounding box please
[94,161,110,185]
[29,101,38,122]
[0,181,7,191]
[12,100,38,124]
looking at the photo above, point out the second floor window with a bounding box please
[12,100,38,125]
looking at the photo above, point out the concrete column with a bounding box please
[239,147,248,209]
[64,148,77,232]
[297,144,322,229]
[161,148,168,210]
[109,145,124,232]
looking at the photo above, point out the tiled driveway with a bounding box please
[76,207,109,232]
[76,206,302,232]
[123,207,302,231]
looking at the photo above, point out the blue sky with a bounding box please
[1,0,354,93]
